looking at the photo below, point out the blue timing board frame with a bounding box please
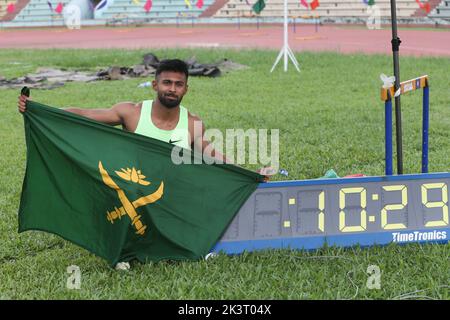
[211,172,450,255]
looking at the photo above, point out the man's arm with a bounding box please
[62,102,134,126]
[18,94,134,126]
[188,114,275,180]
[189,114,230,164]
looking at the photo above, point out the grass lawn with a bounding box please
[0,48,448,299]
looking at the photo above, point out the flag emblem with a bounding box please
[99,161,164,235]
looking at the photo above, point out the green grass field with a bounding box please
[0,48,449,299]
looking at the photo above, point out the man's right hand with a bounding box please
[18,94,29,113]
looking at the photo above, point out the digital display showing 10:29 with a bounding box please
[227,173,450,240]
[214,174,450,254]
[282,179,450,234]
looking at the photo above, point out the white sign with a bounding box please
[63,4,81,30]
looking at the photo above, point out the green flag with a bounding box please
[368,0,375,5]
[18,101,263,266]
[252,0,265,14]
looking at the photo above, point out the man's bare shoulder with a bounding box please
[112,101,141,115]
[188,111,203,123]
[112,101,140,110]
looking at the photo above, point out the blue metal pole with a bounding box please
[422,86,429,173]
[385,98,393,175]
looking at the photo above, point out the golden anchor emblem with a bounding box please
[98,161,164,235]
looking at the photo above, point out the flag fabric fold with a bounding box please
[415,0,430,13]
[19,101,263,266]
[55,2,63,14]
[47,1,53,11]
[7,3,15,13]
[144,0,152,12]
[310,0,319,10]
[252,0,265,14]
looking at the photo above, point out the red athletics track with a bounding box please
[1,25,449,56]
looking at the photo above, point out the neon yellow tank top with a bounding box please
[134,100,191,150]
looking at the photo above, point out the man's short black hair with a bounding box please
[156,59,189,80]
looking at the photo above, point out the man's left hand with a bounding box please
[258,167,277,182]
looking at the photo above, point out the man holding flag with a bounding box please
[19,59,274,174]
[17,59,272,268]
[19,60,226,163]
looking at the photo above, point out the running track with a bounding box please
[1,25,449,56]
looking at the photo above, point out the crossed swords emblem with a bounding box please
[98,161,164,236]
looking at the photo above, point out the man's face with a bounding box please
[152,71,188,109]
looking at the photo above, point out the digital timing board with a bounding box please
[213,172,449,254]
